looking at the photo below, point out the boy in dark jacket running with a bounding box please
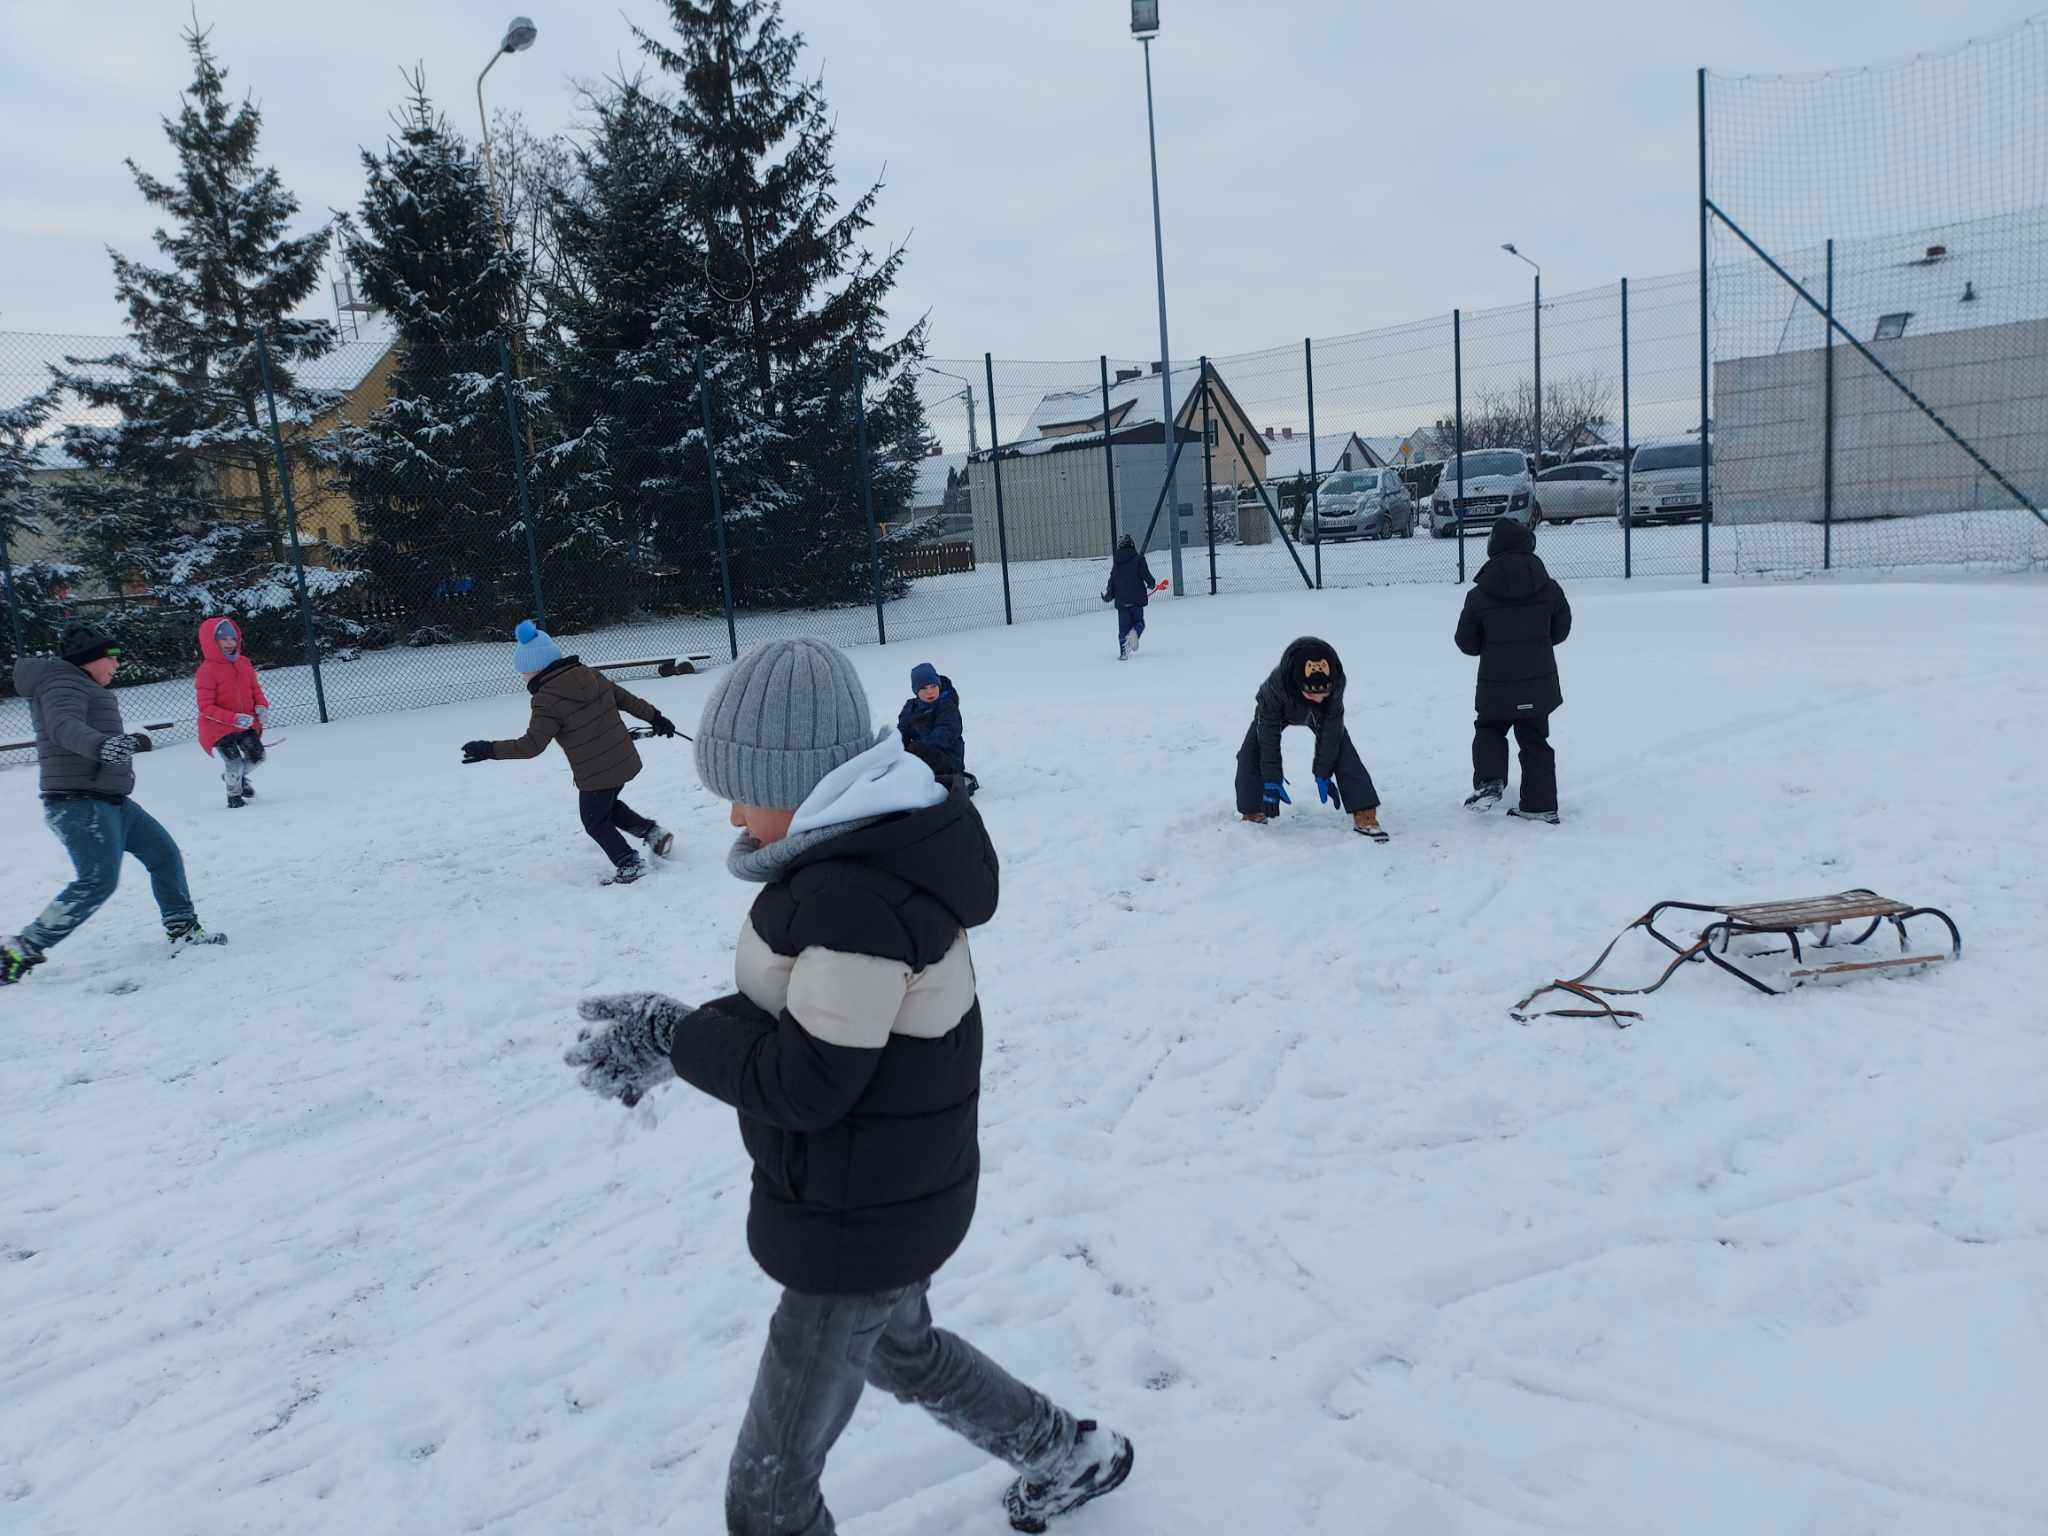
[1100,533,1157,659]
[1235,636,1388,841]
[3,623,225,985]
[564,637,1133,1535]
[1454,520,1573,822]
[460,620,680,884]
[897,661,968,785]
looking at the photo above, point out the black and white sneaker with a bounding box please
[167,920,228,954]
[1003,1420,1134,1533]
[1464,781,1505,812]
[602,858,648,887]
[1506,807,1561,825]
[643,826,675,859]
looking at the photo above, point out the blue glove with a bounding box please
[1316,775,1343,809]
[1262,780,1291,818]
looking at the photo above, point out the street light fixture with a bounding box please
[923,365,980,458]
[1501,243,1542,468]
[1132,0,1183,597]
[477,17,538,253]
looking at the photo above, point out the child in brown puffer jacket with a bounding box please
[461,621,681,884]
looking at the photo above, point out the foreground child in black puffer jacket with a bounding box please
[563,637,1133,1535]
[1455,519,1573,822]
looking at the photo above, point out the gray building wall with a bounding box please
[1713,317,2048,522]
[966,443,1209,563]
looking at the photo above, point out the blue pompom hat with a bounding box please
[513,619,563,674]
[910,661,940,691]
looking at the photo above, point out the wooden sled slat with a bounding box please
[1789,954,1948,981]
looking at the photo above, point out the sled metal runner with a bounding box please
[1511,888,1961,1027]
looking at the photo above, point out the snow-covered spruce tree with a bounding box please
[0,389,84,681]
[624,0,931,607]
[330,71,620,632]
[51,18,334,625]
[546,73,780,618]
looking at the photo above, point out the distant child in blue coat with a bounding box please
[1101,533,1158,660]
[898,662,972,791]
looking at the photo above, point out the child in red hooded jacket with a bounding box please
[195,616,270,808]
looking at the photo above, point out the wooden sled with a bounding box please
[1511,889,1962,1027]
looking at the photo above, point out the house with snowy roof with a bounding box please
[1260,430,1383,489]
[962,362,1271,562]
[1711,215,2048,522]
[213,313,401,556]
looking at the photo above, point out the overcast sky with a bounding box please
[4,0,2037,365]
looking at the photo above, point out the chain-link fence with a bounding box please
[8,22,2048,764]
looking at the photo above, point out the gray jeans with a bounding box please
[727,1278,1076,1536]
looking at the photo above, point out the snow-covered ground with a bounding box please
[2,575,2045,1535]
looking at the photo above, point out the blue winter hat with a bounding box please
[513,619,563,674]
[910,662,940,691]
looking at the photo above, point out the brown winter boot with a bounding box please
[1353,808,1390,843]
[1241,812,1268,825]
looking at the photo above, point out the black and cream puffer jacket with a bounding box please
[670,783,998,1295]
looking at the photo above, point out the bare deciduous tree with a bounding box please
[1432,373,1616,462]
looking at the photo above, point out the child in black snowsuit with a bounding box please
[1100,533,1158,659]
[1454,520,1572,822]
[1235,636,1388,841]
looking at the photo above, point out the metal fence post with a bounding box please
[254,330,329,725]
[850,351,887,646]
[497,336,547,626]
[693,347,740,661]
[1100,356,1119,551]
[983,354,1012,626]
[1824,238,1835,570]
[1454,309,1466,586]
[1621,277,1632,580]
[1199,358,1217,594]
[1698,66,1713,585]
[1304,336,1322,590]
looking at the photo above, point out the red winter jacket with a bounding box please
[195,616,270,755]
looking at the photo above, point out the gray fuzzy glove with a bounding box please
[98,733,142,765]
[565,992,691,1107]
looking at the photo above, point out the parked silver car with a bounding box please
[1301,467,1414,542]
[1622,437,1710,527]
[1429,449,1536,537]
[1532,460,1625,525]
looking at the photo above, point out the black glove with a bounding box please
[649,715,677,739]
[461,740,493,764]
[98,734,143,766]
[565,993,691,1107]
[129,732,154,755]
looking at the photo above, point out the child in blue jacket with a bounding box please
[898,662,970,789]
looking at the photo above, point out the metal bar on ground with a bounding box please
[850,351,888,646]
[1220,421,1315,590]
[693,347,740,661]
[983,353,1012,626]
[255,330,329,725]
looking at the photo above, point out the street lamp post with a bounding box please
[1502,243,1541,467]
[923,365,979,458]
[1133,1,1183,598]
[477,16,538,253]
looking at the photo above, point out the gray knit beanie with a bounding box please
[695,638,875,809]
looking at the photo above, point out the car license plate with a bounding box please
[1660,494,1694,507]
